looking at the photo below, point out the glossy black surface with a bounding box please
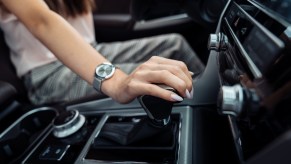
[86,114,180,163]
[252,0,291,23]
[24,115,101,164]
[0,108,57,164]
[218,0,291,163]
[53,110,77,126]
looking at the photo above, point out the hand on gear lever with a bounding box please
[138,84,181,127]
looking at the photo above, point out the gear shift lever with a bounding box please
[93,85,180,146]
[138,85,181,127]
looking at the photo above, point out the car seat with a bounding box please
[0,27,108,128]
[0,28,32,131]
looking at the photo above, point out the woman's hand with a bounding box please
[102,56,193,104]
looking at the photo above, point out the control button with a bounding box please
[39,145,70,161]
[208,33,219,50]
[218,84,244,117]
[53,110,86,138]
[217,84,260,117]
[208,32,228,51]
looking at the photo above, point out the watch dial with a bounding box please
[97,64,113,78]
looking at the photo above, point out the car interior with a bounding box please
[0,0,291,163]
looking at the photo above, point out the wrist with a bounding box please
[101,69,129,102]
[93,62,116,93]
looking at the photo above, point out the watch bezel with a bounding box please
[93,62,116,93]
[95,62,116,79]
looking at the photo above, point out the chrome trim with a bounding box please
[39,145,71,161]
[216,0,232,33]
[73,106,192,164]
[53,113,86,138]
[220,84,244,117]
[0,107,57,138]
[22,128,55,164]
[224,19,263,78]
[227,115,244,162]
[83,160,148,164]
[235,3,285,49]
[223,1,285,79]
[57,145,71,161]
[248,0,291,27]
[134,13,192,30]
[53,110,79,128]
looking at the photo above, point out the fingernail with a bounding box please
[189,71,194,76]
[171,93,183,102]
[185,89,191,99]
[190,88,194,98]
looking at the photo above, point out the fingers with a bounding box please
[136,70,190,98]
[127,81,184,102]
[128,56,193,100]
[148,56,193,81]
[141,63,193,92]
[115,56,194,103]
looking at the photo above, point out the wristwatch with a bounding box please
[93,62,116,93]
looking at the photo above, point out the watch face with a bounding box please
[96,63,115,79]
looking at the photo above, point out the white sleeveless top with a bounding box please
[0,10,95,77]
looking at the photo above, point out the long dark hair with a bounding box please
[44,0,96,17]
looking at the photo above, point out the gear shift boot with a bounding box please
[94,117,176,146]
[88,85,180,162]
[88,115,180,163]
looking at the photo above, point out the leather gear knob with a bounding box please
[138,85,180,127]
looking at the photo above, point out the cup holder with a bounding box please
[85,114,180,163]
[0,107,57,163]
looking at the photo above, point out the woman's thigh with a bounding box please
[95,33,205,73]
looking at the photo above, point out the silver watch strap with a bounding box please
[93,76,102,93]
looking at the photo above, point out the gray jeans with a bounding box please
[23,33,205,105]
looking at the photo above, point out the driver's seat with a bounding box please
[0,27,108,126]
[0,28,32,131]
[0,29,29,104]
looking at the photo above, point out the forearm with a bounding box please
[30,11,105,84]
[32,12,130,100]
[1,0,107,85]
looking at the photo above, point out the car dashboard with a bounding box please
[215,0,291,163]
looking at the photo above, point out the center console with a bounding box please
[1,99,194,164]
